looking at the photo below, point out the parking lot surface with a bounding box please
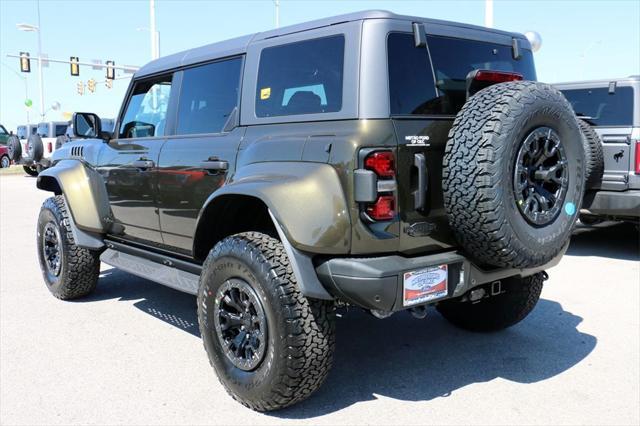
[1,174,638,425]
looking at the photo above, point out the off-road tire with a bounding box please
[7,135,21,161]
[437,273,545,332]
[577,119,604,189]
[37,196,100,300]
[197,232,335,412]
[23,165,38,176]
[0,155,9,168]
[442,81,584,269]
[26,134,44,163]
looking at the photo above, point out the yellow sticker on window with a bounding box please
[260,87,271,100]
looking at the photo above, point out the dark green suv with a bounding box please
[35,11,586,411]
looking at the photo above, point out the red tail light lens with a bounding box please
[364,151,395,178]
[367,195,395,221]
[635,140,640,174]
[474,70,524,83]
[47,142,53,153]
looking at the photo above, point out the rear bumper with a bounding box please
[315,245,567,312]
[582,190,640,218]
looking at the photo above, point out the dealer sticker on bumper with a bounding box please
[403,265,448,306]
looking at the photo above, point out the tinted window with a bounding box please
[256,35,344,117]
[176,58,242,135]
[55,124,68,137]
[119,75,172,138]
[561,87,634,127]
[37,123,49,137]
[389,34,537,116]
[0,125,7,135]
[17,126,27,139]
[388,33,438,115]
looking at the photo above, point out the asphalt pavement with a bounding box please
[1,174,639,425]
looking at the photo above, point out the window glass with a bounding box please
[427,35,536,115]
[256,35,344,117]
[119,75,172,138]
[37,123,49,137]
[0,125,7,135]
[55,124,68,137]
[388,33,438,115]
[561,87,634,127]
[388,33,537,116]
[176,57,242,135]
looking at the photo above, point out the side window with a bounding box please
[256,35,344,117]
[119,75,172,139]
[37,123,49,137]
[176,57,242,135]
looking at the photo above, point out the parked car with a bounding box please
[556,76,640,224]
[0,125,11,168]
[7,121,68,176]
[35,10,586,411]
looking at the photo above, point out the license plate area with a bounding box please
[403,264,448,307]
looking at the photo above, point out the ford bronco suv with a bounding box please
[7,121,69,176]
[556,76,640,224]
[35,11,586,411]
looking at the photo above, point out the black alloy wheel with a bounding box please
[513,126,569,226]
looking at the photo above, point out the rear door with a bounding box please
[99,73,175,246]
[157,57,244,254]
[388,31,538,253]
[561,85,636,190]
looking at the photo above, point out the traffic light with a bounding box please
[70,57,79,76]
[87,78,96,93]
[77,81,84,96]
[105,79,113,89]
[106,60,115,80]
[19,52,31,73]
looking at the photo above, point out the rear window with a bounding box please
[388,33,536,116]
[561,87,634,127]
[37,123,49,137]
[55,124,68,137]
[256,35,344,117]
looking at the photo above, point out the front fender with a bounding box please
[200,162,351,254]
[36,159,111,234]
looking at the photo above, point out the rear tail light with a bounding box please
[364,151,395,178]
[47,142,53,153]
[366,195,395,221]
[361,150,396,221]
[473,70,524,83]
[635,140,640,174]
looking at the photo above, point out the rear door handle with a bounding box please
[132,159,155,169]
[200,158,229,172]
[413,153,428,210]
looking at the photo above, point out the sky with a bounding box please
[1,0,639,131]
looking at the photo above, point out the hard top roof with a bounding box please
[555,75,640,87]
[136,9,527,77]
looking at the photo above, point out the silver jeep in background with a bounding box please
[556,76,640,223]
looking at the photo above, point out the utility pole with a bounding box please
[150,0,160,60]
[274,0,280,28]
[36,0,44,120]
[484,0,494,28]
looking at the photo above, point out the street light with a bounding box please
[16,1,44,120]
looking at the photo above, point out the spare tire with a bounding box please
[577,119,604,189]
[443,81,585,269]
[7,135,21,161]
[26,134,44,163]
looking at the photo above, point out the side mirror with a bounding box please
[73,112,102,139]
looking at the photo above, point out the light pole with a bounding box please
[16,0,44,121]
[274,0,280,29]
[484,0,493,28]
[149,0,160,60]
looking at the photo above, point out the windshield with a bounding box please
[561,87,634,127]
